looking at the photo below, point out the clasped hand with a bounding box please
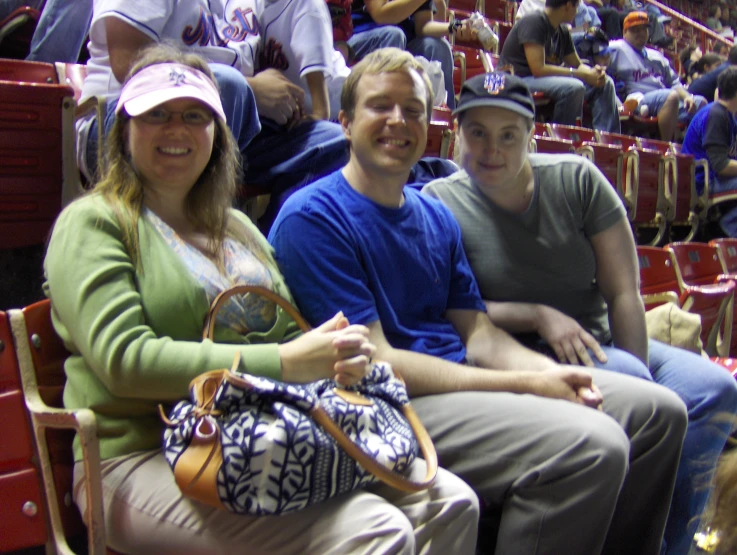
[279,312,376,386]
[531,367,604,410]
[578,64,607,88]
[249,68,306,126]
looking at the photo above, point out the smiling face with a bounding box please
[127,97,215,198]
[458,106,533,195]
[624,23,650,51]
[339,69,428,181]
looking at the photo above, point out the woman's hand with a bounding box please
[278,312,376,386]
[536,305,608,367]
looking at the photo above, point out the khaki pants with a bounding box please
[74,453,479,554]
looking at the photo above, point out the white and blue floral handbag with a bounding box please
[162,285,437,516]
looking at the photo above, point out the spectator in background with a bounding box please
[614,0,672,48]
[607,11,707,140]
[679,44,703,84]
[500,0,621,132]
[260,0,350,121]
[349,0,467,109]
[574,25,613,68]
[707,4,725,33]
[683,67,737,236]
[348,0,408,63]
[691,53,725,82]
[713,40,730,59]
[516,0,621,38]
[689,44,737,102]
[77,0,350,234]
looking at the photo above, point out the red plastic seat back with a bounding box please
[666,242,724,287]
[0,60,75,249]
[548,123,597,146]
[710,238,737,274]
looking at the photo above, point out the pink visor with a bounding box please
[116,63,226,122]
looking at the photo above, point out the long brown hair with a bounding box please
[93,43,243,269]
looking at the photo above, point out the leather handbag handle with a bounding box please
[203,284,311,340]
[205,285,438,491]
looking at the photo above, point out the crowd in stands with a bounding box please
[4,0,737,554]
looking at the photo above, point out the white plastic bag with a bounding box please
[414,55,446,107]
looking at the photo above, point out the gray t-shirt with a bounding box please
[422,153,627,345]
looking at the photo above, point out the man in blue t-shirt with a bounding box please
[683,66,737,236]
[269,47,686,554]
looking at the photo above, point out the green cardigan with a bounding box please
[44,194,302,461]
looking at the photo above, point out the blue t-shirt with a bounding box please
[268,170,486,363]
[682,101,737,192]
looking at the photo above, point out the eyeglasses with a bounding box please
[136,106,215,126]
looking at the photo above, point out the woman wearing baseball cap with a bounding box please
[42,43,479,554]
[424,71,737,555]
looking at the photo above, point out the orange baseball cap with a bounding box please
[623,11,650,32]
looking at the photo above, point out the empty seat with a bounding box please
[598,131,673,245]
[0,60,79,249]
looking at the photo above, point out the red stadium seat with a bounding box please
[547,123,597,145]
[598,131,673,245]
[452,45,492,99]
[638,138,701,241]
[638,245,735,357]
[710,238,737,275]
[0,309,48,552]
[0,60,80,249]
[529,136,575,155]
[425,121,454,159]
[8,301,122,554]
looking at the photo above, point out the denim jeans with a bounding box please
[26,0,92,63]
[347,25,406,62]
[640,89,708,125]
[523,74,620,132]
[407,36,455,109]
[593,339,737,555]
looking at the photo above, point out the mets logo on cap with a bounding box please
[169,68,186,86]
[484,73,506,95]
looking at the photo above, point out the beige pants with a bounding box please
[74,451,479,554]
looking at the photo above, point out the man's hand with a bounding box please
[683,94,698,114]
[248,69,306,125]
[575,64,607,87]
[536,305,608,367]
[528,367,604,409]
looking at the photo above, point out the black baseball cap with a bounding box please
[453,72,535,120]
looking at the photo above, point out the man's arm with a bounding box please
[367,319,602,407]
[524,42,605,86]
[591,218,649,365]
[105,17,154,83]
[364,0,429,25]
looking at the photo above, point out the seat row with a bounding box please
[638,238,737,367]
[531,122,711,245]
[1,300,117,553]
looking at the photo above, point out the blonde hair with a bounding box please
[93,43,243,269]
[340,47,435,121]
